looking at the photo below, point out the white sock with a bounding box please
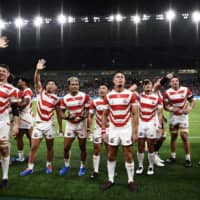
[46,161,52,167]
[148,152,155,168]
[137,152,144,167]
[80,161,85,168]
[93,155,100,173]
[28,163,34,170]
[18,150,24,160]
[1,156,10,180]
[185,154,191,161]
[107,160,116,183]
[125,162,134,183]
[64,151,71,167]
[171,152,176,159]
[64,158,70,167]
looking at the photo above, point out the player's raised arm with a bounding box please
[0,36,9,48]
[154,72,174,92]
[34,59,46,93]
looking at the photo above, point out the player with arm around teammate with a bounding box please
[88,83,109,179]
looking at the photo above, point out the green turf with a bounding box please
[0,102,200,200]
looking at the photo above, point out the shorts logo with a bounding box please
[67,132,71,136]
[139,132,143,136]
[126,140,130,144]
[48,135,52,138]
[34,133,38,137]
[109,138,114,144]
[95,138,99,143]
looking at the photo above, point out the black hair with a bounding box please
[0,64,10,72]
[45,79,57,86]
[112,70,126,78]
[18,77,30,86]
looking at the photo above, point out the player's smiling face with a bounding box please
[69,80,79,94]
[113,73,125,87]
[17,79,24,89]
[0,66,10,82]
[170,77,179,89]
[98,85,108,97]
[46,81,57,93]
[143,81,153,92]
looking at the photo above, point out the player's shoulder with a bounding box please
[24,87,33,93]
[93,97,104,104]
[2,82,16,90]
[179,86,188,91]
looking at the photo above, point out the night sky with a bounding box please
[1,0,200,72]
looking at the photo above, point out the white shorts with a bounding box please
[107,122,132,146]
[169,114,189,131]
[138,120,157,139]
[32,122,55,140]
[93,127,108,144]
[0,120,11,145]
[65,120,87,139]
[19,113,34,129]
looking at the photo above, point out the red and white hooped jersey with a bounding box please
[104,89,137,127]
[163,86,193,115]
[139,92,163,122]
[20,88,34,116]
[90,97,109,128]
[0,82,20,121]
[60,91,90,124]
[36,90,59,123]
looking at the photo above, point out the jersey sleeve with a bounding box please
[131,92,138,106]
[84,94,90,108]
[187,88,193,99]
[59,97,66,110]
[163,91,169,103]
[89,100,95,114]
[23,89,32,101]
[103,95,109,110]
[10,87,21,103]
[157,96,163,109]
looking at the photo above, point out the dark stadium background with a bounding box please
[1,0,200,73]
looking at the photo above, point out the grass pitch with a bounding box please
[0,102,200,200]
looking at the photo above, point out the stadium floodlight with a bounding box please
[33,16,43,27]
[14,17,25,28]
[81,17,89,23]
[57,14,67,24]
[67,16,75,23]
[107,15,115,22]
[156,14,164,20]
[165,9,176,21]
[93,16,100,23]
[0,19,6,29]
[115,14,123,22]
[142,14,151,21]
[182,13,189,19]
[131,15,141,24]
[192,11,200,23]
